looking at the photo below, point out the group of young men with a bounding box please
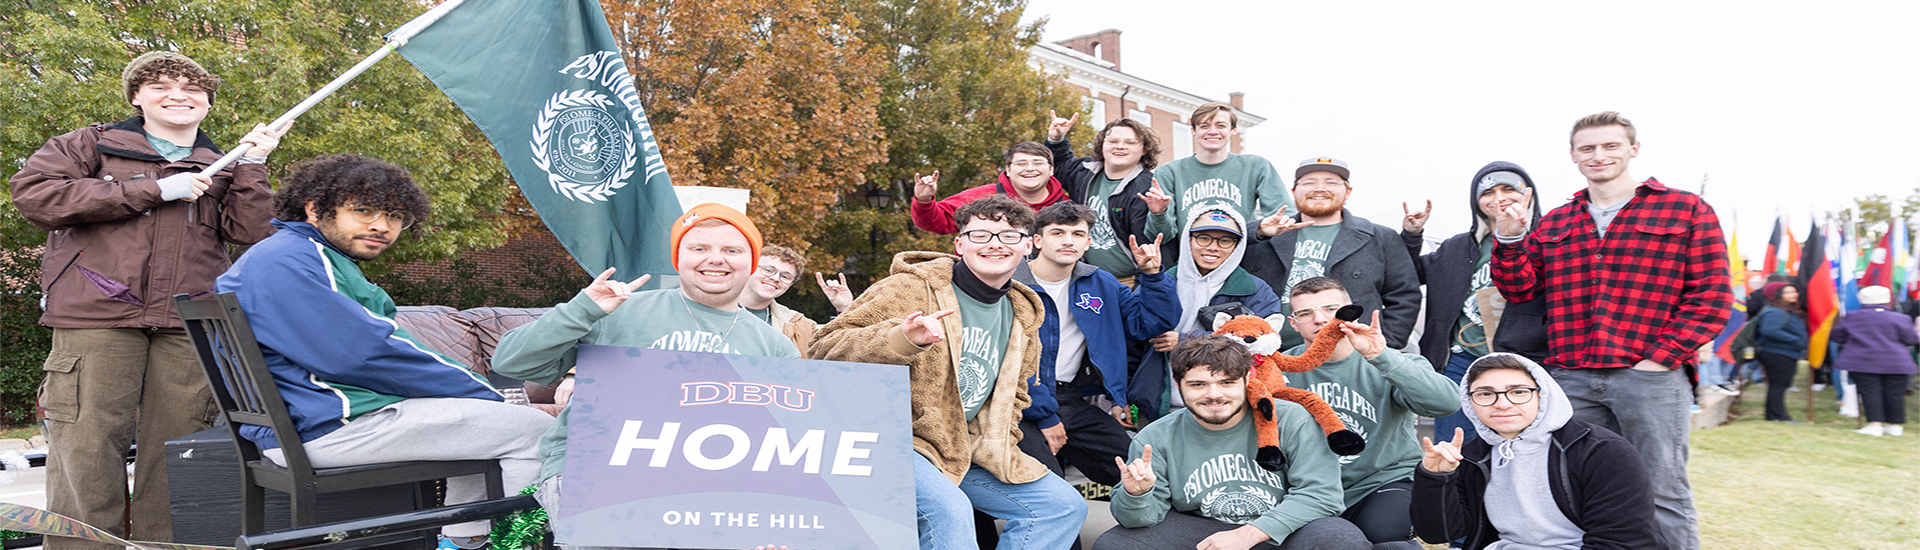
[16,51,1729,550]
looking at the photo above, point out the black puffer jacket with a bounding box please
[1402,161,1548,369]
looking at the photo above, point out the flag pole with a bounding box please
[198,0,469,176]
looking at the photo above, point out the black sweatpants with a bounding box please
[1014,391,1132,486]
[1759,352,1799,421]
[1852,372,1911,424]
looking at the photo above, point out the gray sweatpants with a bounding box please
[265,397,553,537]
[1549,366,1699,550]
[1092,511,1370,550]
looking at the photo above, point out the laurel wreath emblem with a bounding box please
[529,89,638,203]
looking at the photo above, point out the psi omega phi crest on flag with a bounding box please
[531,51,648,203]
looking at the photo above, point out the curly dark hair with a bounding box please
[951,194,1035,234]
[125,58,221,109]
[1095,119,1161,171]
[273,154,431,225]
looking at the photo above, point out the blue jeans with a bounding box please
[1432,353,1480,445]
[1696,357,1734,387]
[914,452,1086,550]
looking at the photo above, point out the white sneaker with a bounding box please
[1813,383,1828,391]
[1713,384,1742,396]
[1854,425,1884,437]
[1888,425,1904,437]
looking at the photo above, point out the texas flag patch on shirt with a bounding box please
[1075,293,1103,314]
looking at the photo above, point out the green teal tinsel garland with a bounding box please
[487,486,548,550]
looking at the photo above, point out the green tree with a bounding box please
[0,0,523,421]
[818,0,1088,300]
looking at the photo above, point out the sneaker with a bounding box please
[438,535,488,550]
[1813,383,1828,391]
[1713,384,1742,396]
[1887,425,1904,437]
[1690,404,1702,414]
[1854,425,1884,437]
[1787,386,1801,393]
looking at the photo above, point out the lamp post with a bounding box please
[864,187,893,210]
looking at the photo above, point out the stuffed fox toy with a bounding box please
[1210,305,1367,471]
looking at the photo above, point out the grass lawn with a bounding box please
[1693,365,1920,549]
[0,424,36,440]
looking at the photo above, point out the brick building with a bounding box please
[1029,29,1266,165]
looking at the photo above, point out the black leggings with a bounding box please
[1759,352,1799,421]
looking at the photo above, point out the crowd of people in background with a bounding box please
[16,49,1920,550]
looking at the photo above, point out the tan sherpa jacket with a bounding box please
[810,252,1049,485]
[770,302,818,353]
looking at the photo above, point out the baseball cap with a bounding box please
[1295,157,1350,181]
[1189,210,1243,237]
[1477,171,1526,194]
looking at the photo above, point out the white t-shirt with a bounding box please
[1035,275,1087,385]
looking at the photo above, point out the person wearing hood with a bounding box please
[1399,162,1551,446]
[1041,112,1164,285]
[217,155,553,546]
[1242,157,1422,351]
[1411,353,1656,550]
[1751,282,1809,422]
[1127,207,1286,424]
[910,141,1073,234]
[1280,276,1459,549]
[1139,103,1294,266]
[1831,286,1915,436]
[813,195,1085,550]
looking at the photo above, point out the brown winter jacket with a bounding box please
[770,302,819,354]
[809,252,1050,485]
[10,117,275,329]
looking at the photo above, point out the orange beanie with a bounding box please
[671,203,764,271]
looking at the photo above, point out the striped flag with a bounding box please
[1764,215,1786,276]
[1799,221,1840,368]
[1715,225,1749,362]
[1894,217,1912,297]
[1839,221,1860,311]
[1863,225,1895,290]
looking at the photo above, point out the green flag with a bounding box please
[394,0,681,280]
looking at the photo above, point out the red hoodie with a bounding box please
[909,173,1070,234]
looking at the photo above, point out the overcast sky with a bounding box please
[1022,0,1920,257]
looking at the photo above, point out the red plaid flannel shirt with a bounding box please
[1492,178,1732,371]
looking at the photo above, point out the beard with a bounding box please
[1188,396,1245,426]
[316,217,387,261]
[1296,194,1346,218]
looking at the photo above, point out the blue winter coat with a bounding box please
[216,220,502,449]
[1013,262,1177,428]
[1752,307,1808,360]
[1127,267,1285,422]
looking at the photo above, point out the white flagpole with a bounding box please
[198,0,470,176]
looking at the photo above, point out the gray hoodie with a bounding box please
[1464,353,1582,550]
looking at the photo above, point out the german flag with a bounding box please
[1797,222,1840,368]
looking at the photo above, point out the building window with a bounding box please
[1091,43,1103,59]
[1087,97,1107,128]
[1171,121,1192,159]
[1129,109,1150,125]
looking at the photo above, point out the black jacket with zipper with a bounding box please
[1411,417,1657,550]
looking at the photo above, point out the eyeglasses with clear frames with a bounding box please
[345,205,414,229]
[1288,302,1348,322]
[1469,387,1540,407]
[1294,180,1348,190]
[960,230,1030,244]
[757,264,796,284]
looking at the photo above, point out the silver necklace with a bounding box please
[680,293,741,345]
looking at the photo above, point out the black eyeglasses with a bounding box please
[1469,387,1540,407]
[1190,233,1241,248]
[960,230,1029,244]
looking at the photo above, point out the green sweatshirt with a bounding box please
[1146,154,1292,242]
[1280,348,1459,507]
[491,289,802,480]
[1110,404,1346,543]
